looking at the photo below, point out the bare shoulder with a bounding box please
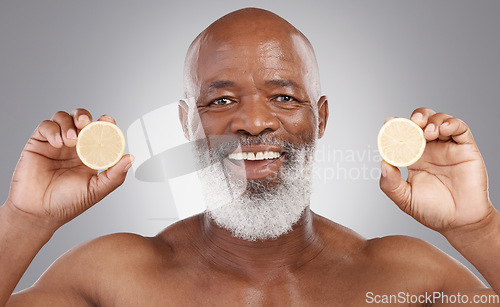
[57,214,202,266]
[365,235,486,290]
[74,231,172,258]
[315,211,477,276]
[47,213,201,279]
[313,212,455,264]
[366,235,446,260]
[59,215,200,274]
[9,227,182,306]
[312,213,485,293]
[366,235,461,269]
[62,232,174,267]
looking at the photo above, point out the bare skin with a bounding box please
[1,8,499,306]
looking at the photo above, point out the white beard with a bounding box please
[193,135,316,241]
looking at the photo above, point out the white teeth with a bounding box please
[264,151,280,159]
[232,152,243,160]
[228,151,281,161]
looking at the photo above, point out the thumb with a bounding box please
[88,154,135,204]
[379,160,412,214]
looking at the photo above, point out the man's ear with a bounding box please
[178,100,191,141]
[317,95,329,139]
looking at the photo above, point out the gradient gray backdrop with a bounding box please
[1,0,499,291]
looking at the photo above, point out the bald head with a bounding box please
[183,8,322,103]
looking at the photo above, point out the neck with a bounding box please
[198,207,324,278]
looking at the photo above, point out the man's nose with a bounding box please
[229,97,280,136]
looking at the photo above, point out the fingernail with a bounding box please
[425,123,435,133]
[101,115,113,121]
[381,162,387,177]
[441,122,449,128]
[78,115,90,123]
[411,113,423,121]
[55,133,63,143]
[67,129,77,140]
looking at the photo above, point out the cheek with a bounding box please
[198,111,231,135]
[279,108,317,138]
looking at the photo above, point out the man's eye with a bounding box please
[211,98,234,106]
[275,95,296,103]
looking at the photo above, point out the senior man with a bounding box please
[1,8,499,306]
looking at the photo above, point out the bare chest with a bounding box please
[96,265,429,307]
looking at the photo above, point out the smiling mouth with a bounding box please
[224,149,284,180]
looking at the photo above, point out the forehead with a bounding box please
[194,32,311,91]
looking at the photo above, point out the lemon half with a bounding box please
[377,118,426,167]
[76,121,126,170]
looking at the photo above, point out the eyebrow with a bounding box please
[204,78,303,94]
[264,78,303,91]
[206,80,236,91]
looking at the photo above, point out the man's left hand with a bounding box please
[379,107,496,234]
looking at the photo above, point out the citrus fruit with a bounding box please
[377,118,426,167]
[76,121,126,170]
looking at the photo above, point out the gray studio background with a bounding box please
[1,0,499,291]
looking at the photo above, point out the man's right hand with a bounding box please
[5,109,134,231]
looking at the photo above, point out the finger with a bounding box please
[439,117,475,145]
[379,161,412,215]
[410,107,437,129]
[70,108,93,130]
[32,120,64,148]
[97,114,117,125]
[87,155,135,203]
[424,113,453,141]
[51,111,78,147]
[383,116,397,124]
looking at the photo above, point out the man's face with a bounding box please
[190,31,321,184]
[182,22,327,240]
